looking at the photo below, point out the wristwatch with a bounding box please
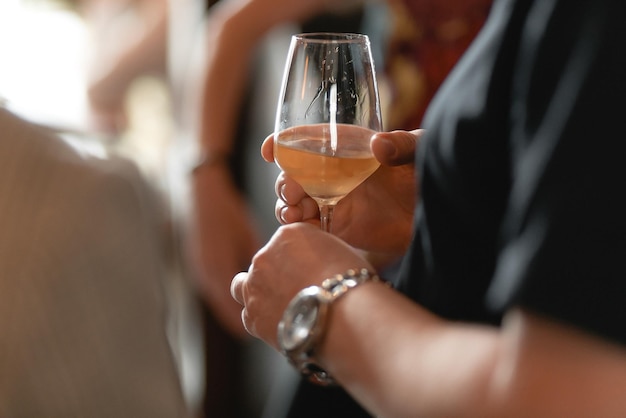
[277,268,382,386]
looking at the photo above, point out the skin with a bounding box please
[189,0,368,337]
[231,129,626,417]
[270,129,419,259]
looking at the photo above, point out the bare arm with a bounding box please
[321,285,626,417]
[234,122,626,415]
[233,224,626,417]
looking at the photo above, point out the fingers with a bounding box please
[371,129,423,166]
[230,272,246,305]
[275,197,319,224]
[274,172,306,204]
[266,128,422,226]
[231,272,253,336]
[261,133,275,162]
[275,199,294,224]
[274,172,319,224]
[266,128,422,166]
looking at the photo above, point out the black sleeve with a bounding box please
[487,0,626,346]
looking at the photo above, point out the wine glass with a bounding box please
[274,32,382,233]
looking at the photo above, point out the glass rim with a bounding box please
[292,32,369,44]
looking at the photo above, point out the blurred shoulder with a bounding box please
[0,108,161,235]
[0,108,147,199]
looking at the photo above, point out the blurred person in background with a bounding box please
[0,2,189,416]
[0,104,189,416]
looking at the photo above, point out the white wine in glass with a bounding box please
[274,33,383,233]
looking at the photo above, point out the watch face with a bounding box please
[278,286,330,353]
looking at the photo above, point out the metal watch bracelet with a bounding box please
[283,268,383,386]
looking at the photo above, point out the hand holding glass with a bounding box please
[274,33,383,232]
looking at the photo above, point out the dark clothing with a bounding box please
[401,0,626,345]
[287,0,626,416]
[286,382,371,418]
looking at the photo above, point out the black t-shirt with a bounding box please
[400,0,626,346]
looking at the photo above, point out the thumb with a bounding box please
[371,129,423,166]
[261,133,275,162]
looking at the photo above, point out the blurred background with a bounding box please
[0,0,172,183]
[0,0,205,413]
[0,0,91,129]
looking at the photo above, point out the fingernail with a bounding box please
[279,206,288,224]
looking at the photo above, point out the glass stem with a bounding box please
[319,204,335,233]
